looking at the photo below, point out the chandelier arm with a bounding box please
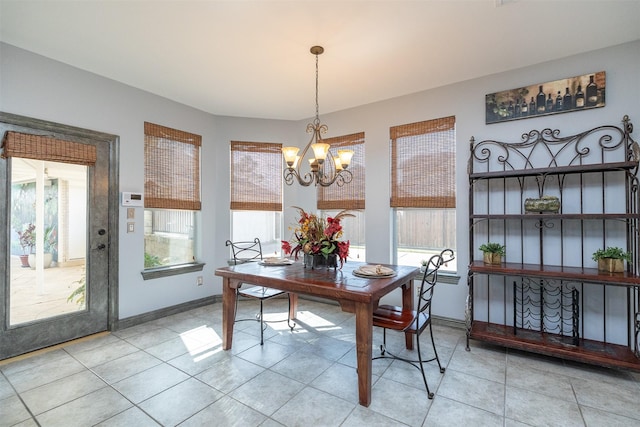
[338,170,353,185]
[283,169,295,186]
[316,169,353,187]
[333,170,353,187]
[283,168,314,187]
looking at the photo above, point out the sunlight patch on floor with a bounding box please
[181,326,222,356]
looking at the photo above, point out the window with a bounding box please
[144,122,201,269]
[390,116,456,271]
[318,132,366,260]
[230,141,283,256]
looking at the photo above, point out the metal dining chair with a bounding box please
[372,248,454,399]
[225,238,295,345]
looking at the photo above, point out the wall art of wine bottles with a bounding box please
[485,71,605,124]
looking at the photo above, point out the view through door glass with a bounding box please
[10,158,87,325]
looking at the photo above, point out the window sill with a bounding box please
[413,271,460,285]
[141,262,205,280]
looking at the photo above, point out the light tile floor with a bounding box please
[1,298,639,427]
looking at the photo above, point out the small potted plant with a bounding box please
[479,242,506,265]
[592,246,632,273]
[18,223,56,268]
[16,223,36,267]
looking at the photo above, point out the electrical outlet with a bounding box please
[127,222,134,233]
[197,276,203,286]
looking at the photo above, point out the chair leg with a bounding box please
[259,299,264,345]
[429,322,445,373]
[234,289,239,321]
[416,333,434,399]
[286,294,296,331]
[380,328,387,355]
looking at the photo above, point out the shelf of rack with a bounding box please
[469,321,640,371]
[469,160,637,180]
[470,213,639,220]
[468,261,640,287]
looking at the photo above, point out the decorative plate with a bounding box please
[259,258,294,266]
[353,265,396,278]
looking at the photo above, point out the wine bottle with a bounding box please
[563,87,572,111]
[555,91,562,111]
[507,101,514,118]
[575,84,585,108]
[514,98,521,117]
[545,93,553,112]
[536,85,546,114]
[521,98,528,116]
[529,97,536,115]
[586,75,598,107]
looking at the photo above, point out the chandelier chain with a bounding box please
[315,52,320,125]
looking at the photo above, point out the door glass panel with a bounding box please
[10,158,87,325]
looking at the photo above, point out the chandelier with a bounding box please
[282,46,354,187]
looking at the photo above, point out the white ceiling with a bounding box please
[1,0,639,121]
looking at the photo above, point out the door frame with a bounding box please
[0,111,120,348]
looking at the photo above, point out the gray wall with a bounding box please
[1,40,638,321]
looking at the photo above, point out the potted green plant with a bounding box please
[16,223,36,267]
[479,242,506,265]
[592,246,632,273]
[21,223,56,269]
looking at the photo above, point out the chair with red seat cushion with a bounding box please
[372,249,454,399]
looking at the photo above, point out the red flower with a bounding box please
[337,241,350,266]
[324,218,342,239]
[281,240,292,255]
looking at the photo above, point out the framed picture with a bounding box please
[485,71,605,124]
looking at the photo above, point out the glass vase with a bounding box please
[303,253,338,269]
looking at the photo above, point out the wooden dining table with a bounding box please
[214,260,419,407]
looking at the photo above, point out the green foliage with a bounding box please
[145,252,163,268]
[67,270,86,306]
[479,242,506,256]
[591,247,632,263]
[16,223,57,255]
[17,223,36,254]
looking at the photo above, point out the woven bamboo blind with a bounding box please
[230,141,283,211]
[390,116,456,208]
[144,122,201,210]
[317,132,365,210]
[1,131,97,165]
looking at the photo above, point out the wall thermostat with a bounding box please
[122,192,144,207]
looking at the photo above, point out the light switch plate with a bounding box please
[127,222,135,233]
[127,208,135,219]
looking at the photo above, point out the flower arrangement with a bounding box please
[282,206,354,268]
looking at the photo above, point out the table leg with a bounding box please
[354,301,373,407]
[222,277,237,350]
[402,280,415,350]
[289,293,298,319]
